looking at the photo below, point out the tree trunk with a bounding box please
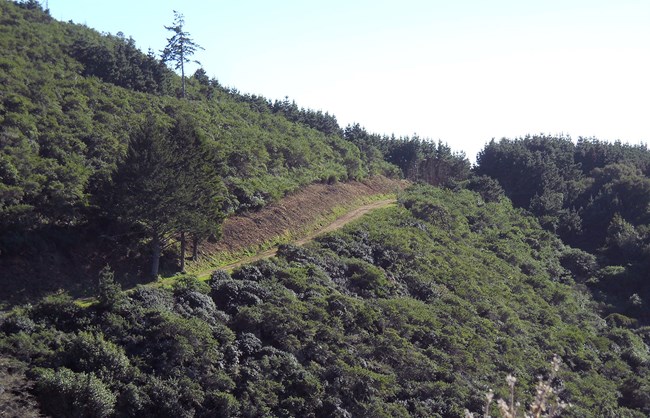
[151,232,161,279]
[192,236,199,261]
[180,230,186,273]
[180,50,185,99]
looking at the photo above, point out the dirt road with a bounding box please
[206,198,396,273]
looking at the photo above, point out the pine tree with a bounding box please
[161,10,203,98]
[108,112,223,278]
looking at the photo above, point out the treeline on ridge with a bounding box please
[475,135,650,325]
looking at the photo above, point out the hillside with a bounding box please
[0,1,400,299]
[201,176,405,257]
[2,185,649,417]
[476,135,650,325]
[3,2,650,417]
[1,1,477,302]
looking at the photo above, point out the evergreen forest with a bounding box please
[1,2,650,417]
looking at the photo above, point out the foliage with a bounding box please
[3,2,650,416]
[344,123,471,185]
[3,185,650,416]
[34,367,117,418]
[161,10,203,98]
[97,265,123,308]
[0,0,383,298]
[106,108,225,277]
[474,135,650,324]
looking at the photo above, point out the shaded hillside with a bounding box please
[475,135,650,324]
[2,185,649,417]
[0,176,403,307]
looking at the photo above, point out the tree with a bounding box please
[161,11,203,98]
[108,112,223,278]
[97,265,123,309]
[168,111,225,271]
[417,141,470,187]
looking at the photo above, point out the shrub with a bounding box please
[210,269,232,283]
[231,264,267,282]
[174,289,221,324]
[204,391,240,417]
[210,280,270,314]
[345,259,391,298]
[35,367,116,418]
[140,375,202,418]
[30,293,83,332]
[59,331,131,381]
[466,175,505,203]
[559,248,598,283]
[129,286,174,311]
[97,266,124,309]
[173,275,211,295]
[0,309,36,334]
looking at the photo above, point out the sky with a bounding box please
[48,0,650,161]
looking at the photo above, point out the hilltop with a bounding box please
[0,1,466,298]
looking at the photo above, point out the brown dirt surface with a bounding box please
[201,175,407,256]
[217,198,397,271]
[0,357,43,417]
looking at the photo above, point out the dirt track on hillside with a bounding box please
[200,176,406,257]
[217,198,396,271]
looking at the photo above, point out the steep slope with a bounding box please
[0,0,367,222]
[2,185,648,417]
[0,1,396,303]
[200,176,405,256]
[206,199,397,273]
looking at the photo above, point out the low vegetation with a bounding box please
[2,186,649,417]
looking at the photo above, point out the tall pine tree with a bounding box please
[161,11,203,98]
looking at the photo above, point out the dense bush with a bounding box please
[3,185,647,416]
[34,367,117,418]
[475,135,650,324]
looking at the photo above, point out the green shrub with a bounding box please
[59,331,131,381]
[345,259,391,298]
[35,367,116,418]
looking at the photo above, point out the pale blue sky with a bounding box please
[49,0,650,161]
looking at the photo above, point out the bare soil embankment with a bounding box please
[194,176,407,270]
[215,198,397,272]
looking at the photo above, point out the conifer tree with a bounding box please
[161,10,203,98]
[109,113,223,278]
